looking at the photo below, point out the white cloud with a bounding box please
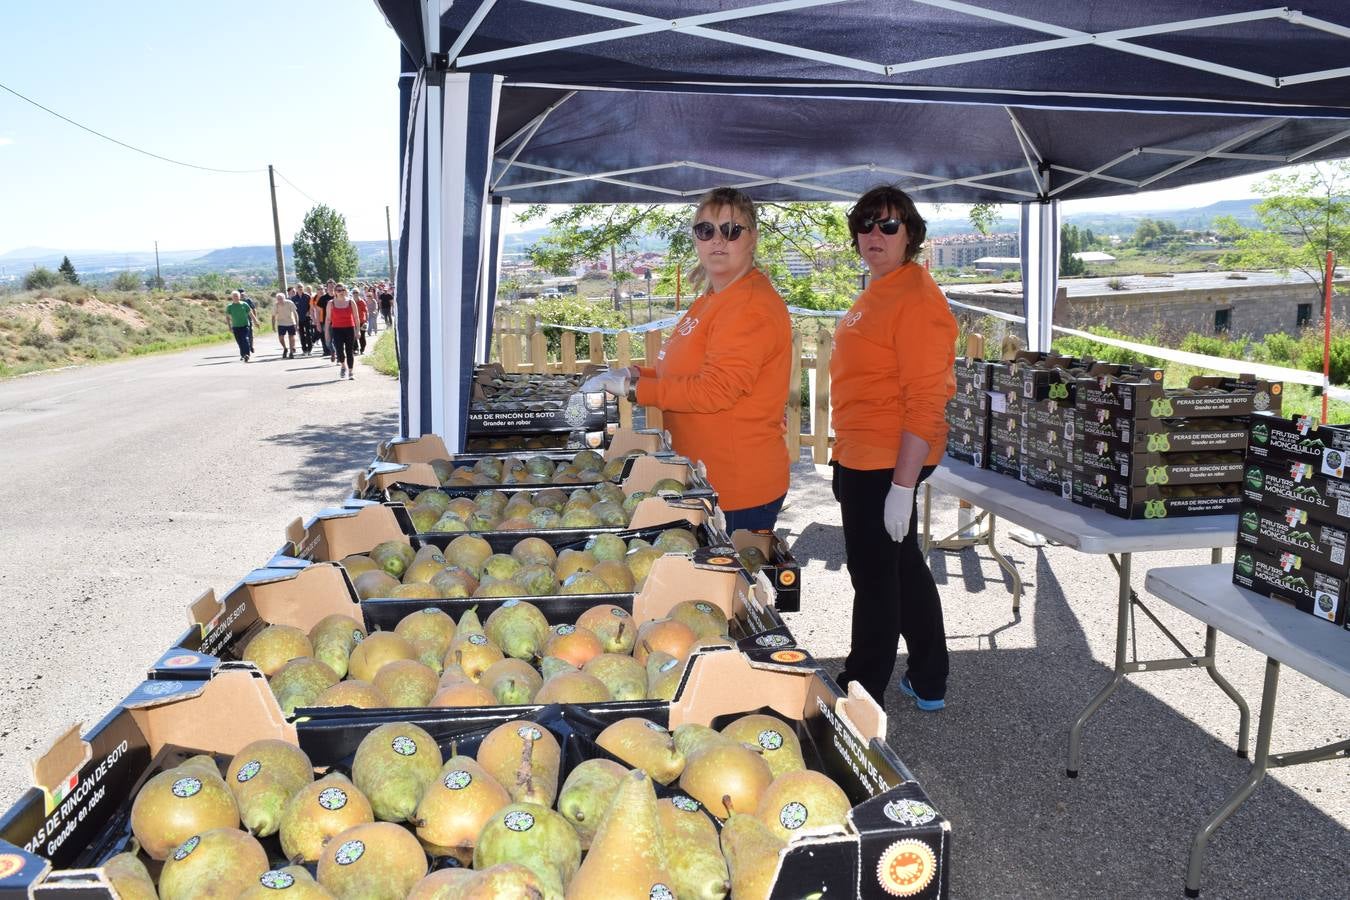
[0,137,14,146]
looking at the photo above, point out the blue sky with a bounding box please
[0,1,1275,256]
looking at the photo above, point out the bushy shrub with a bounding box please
[23,267,60,291]
[1052,326,1164,367]
[111,271,142,291]
[522,296,627,359]
[1296,333,1350,386]
[1178,333,1248,360]
[1255,331,1299,365]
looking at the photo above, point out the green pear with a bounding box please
[103,852,157,900]
[481,657,544,706]
[654,529,699,553]
[476,720,562,807]
[647,652,687,701]
[279,773,374,864]
[582,653,647,701]
[226,739,315,837]
[584,532,627,562]
[373,659,440,707]
[672,724,731,761]
[309,614,366,680]
[485,600,550,660]
[395,608,457,661]
[352,723,443,822]
[720,801,786,900]
[566,769,672,899]
[157,828,268,900]
[596,718,685,785]
[720,714,806,779]
[316,821,427,900]
[243,624,313,677]
[473,803,581,899]
[556,758,627,848]
[669,600,730,640]
[268,657,340,716]
[413,756,511,864]
[657,796,731,900]
[754,769,852,842]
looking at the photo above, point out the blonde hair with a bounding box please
[688,186,759,292]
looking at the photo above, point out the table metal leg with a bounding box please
[1067,552,1132,777]
[919,485,1019,611]
[1184,658,1279,897]
[1202,627,1251,759]
[983,514,1023,612]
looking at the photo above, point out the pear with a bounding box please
[445,632,505,681]
[654,528,699,553]
[406,868,477,899]
[370,539,416,578]
[482,553,524,582]
[582,653,647,701]
[102,852,157,900]
[436,863,550,898]
[625,546,666,588]
[482,657,543,705]
[226,739,315,837]
[269,657,340,716]
[679,743,772,820]
[473,803,581,899]
[348,632,417,682]
[720,799,786,900]
[312,680,388,709]
[720,714,806,779]
[596,718,685,785]
[657,796,731,900]
[338,554,379,579]
[243,624,313,676]
[130,762,239,860]
[566,769,672,899]
[392,582,441,599]
[672,724,731,761]
[590,560,636,592]
[560,571,609,595]
[352,722,444,822]
[668,600,731,640]
[373,659,440,707]
[485,600,550,661]
[239,866,336,898]
[430,679,499,707]
[280,773,375,863]
[518,564,561,597]
[317,821,428,900]
[575,604,635,654]
[583,532,627,563]
[554,549,596,582]
[544,624,603,669]
[395,608,458,662]
[634,619,698,665]
[353,570,400,601]
[755,770,852,842]
[646,652,687,701]
[157,828,268,900]
[538,655,577,681]
[309,614,366,679]
[477,720,562,807]
[431,566,478,599]
[556,758,627,848]
[535,669,611,704]
[511,536,557,567]
[404,553,449,585]
[413,756,511,863]
[445,534,494,577]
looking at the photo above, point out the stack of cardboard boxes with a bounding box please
[946,356,991,467]
[1234,412,1350,630]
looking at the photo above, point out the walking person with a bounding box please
[225,291,257,362]
[355,288,370,354]
[316,279,336,361]
[239,289,257,357]
[272,291,299,359]
[830,185,957,712]
[378,282,394,328]
[327,283,359,380]
[365,285,379,335]
[292,283,314,356]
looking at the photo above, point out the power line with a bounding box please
[0,79,264,174]
[272,168,322,206]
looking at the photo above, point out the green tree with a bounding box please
[23,266,60,290]
[57,256,79,284]
[111,271,141,291]
[1060,224,1086,276]
[293,204,359,283]
[1216,161,1350,305]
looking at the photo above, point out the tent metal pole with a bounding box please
[1021,200,1058,353]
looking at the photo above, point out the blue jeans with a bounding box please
[722,493,786,535]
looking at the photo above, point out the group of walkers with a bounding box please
[225,280,394,380]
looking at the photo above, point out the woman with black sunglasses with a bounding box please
[581,186,793,533]
[831,184,958,712]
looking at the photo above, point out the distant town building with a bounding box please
[928,232,1019,269]
[1072,251,1116,263]
[973,256,1021,273]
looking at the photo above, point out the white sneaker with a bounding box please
[339,367,347,378]
[348,371,355,381]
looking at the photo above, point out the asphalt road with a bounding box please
[0,340,1345,896]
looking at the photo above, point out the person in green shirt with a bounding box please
[226,292,258,362]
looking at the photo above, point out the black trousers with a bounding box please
[833,462,948,703]
[332,326,357,369]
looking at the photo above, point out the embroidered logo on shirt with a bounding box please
[843,310,863,327]
[676,316,700,337]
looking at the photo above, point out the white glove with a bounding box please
[579,369,630,397]
[884,482,916,543]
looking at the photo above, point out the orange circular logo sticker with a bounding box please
[1271,383,1282,395]
[877,839,936,897]
[163,654,199,668]
[708,556,734,566]
[770,650,807,664]
[0,854,25,880]
[778,570,796,586]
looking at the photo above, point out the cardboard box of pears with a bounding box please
[368,428,802,613]
[0,651,950,899]
[467,364,618,446]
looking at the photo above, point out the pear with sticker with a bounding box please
[317,821,427,900]
[130,760,239,860]
[476,720,562,807]
[474,803,581,899]
[279,773,374,863]
[413,756,510,864]
[157,828,269,900]
[719,714,805,779]
[226,739,315,837]
[657,796,730,900]
[566,769,672,899]
[352,723,443,823]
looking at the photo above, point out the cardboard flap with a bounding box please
[285,517,305,550]
[387,433,450,465]
[628,497,706,529]
[375,439,391,459]
[293,504,410,562]
[965,333,985,358]
[667,649,810,728]
[632,555,739,622]
[249,563,362,633]
[353,470,369,495]
[130,669,294,756]
[839,682,887,743]
[31,725,91,798]
[623,455,691,495]
[605,428,666,459]
[373,462,439,490]
[188,588,220,629]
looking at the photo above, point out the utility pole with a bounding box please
[385,205,396,283]
[153,241,162,289]
[268,165,286,292]
[610,244,620,311]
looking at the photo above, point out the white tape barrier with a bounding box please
[944,295,1350,403]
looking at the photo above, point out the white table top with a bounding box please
[1145,565,1350,696]
[927,463,1237,554]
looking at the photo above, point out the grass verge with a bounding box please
[367,330,399,376]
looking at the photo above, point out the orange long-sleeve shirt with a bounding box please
[634,268,792,510]
[830,262,957,470]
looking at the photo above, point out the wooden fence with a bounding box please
[492,312,836,463]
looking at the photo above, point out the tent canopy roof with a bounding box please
[377,1,1350,203]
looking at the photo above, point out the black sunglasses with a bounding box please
[693,220,750,242]
[856,217,903,235]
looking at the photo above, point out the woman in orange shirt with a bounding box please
[831,185,957,711]
[582,187,793,532]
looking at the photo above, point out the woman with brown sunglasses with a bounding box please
[581,186,793,533]
[830,184,958,713]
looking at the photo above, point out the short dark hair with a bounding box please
[847,184,926,263]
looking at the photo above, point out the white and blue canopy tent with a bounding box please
[373,0,1350,446]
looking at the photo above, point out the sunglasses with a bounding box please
[856,217,903,236]
[693,220,750,242]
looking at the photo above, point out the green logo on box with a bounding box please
[1252,423,1269,444]
[1236,553,1254,576]
[1147,433,1171,452]
[1144,499,1168,519]
[1150,397,1174,417]
[1049,383,1069,400]
[1241,510,1259,532]
[1246,467,1264,490]
[1146,465,1170,485]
